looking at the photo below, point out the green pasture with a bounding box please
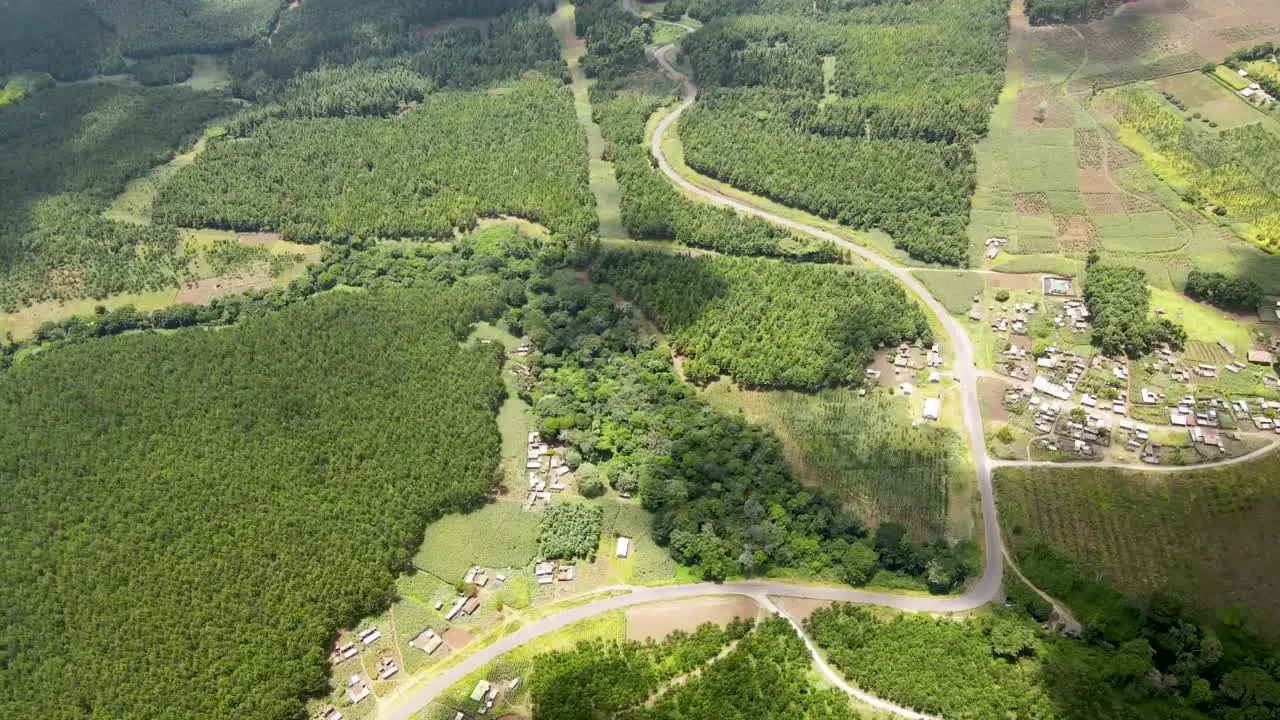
[911,270,984,315]
[414,502,543,582]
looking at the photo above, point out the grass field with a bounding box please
[996,457,1280,638]
[414,502,543,583]
[552,2,627,240]
[702,382,968,541]
[911,270,984,315]
[966,0,1280,301]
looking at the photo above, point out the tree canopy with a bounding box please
[594,249,931,388]
[1084,264,1186,357]
[0,288,507,719]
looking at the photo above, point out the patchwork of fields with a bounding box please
[968,0,1280,297]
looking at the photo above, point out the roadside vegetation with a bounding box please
[579,2,840,261]
[595,249,931,388]
[808,598,1280,720]
[0,288,507,719]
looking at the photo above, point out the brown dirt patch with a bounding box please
[985,272,1043,292]
[769,596,833,623]
[1076,167,1115,193]
[237,232,281,247]
[1085,192,1128,214]
[440,627,472,649]
[1054,215,1099,252]
[1010,334,1034,350]
[626,596,760,642]
[1123,194,1161,213]
[1016,88,1074,129]
[175,265,274,305]
[1014,192,1052,215]
[45,268,87,297]
[979,377,1012,424]
[1075,129,1105,170]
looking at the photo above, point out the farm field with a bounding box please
[996,458,1280,638]
[967,0,1280,296]
[1097,72,1280,256]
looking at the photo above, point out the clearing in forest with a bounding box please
[625,596,761,641]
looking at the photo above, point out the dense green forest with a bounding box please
[227,0,552,97]
[0,84,235,310]
[129,54,197,86]
[676,0,1009,265]
[0,288,507,719]
[530,616,859,720]
[808,593,1280,720]
[594,249,930,388]
[154,75,596,242]
[1083,263,1186,357]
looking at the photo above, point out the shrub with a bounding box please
[994,289,1010,302]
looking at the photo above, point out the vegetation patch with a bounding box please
[155,75,596,243]
[996,458,1280,638]
[538,502,604,560]
[414,502,543,582]
[0,83,235,310]
[595,249,931,388]
[675,0,1009,265]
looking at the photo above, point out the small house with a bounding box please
[616,536,631,558]
[1248,350,1275,365]
[922,397,941,421]
[557,565,575,582]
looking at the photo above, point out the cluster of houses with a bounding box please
[534,560,576,585]
[462,676,521,717]
[1233,397,1280,432]
[525,431,572,510]
[1236,69,1275,104]
[987,301,1036,335]
[1055,300,1091,333]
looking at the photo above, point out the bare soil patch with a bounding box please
[769,596,833,624]
[1013,192,1052,215]
[985,272,1044,292]
[1077,167,1115,193]
[175,265,274,305]
[441,627,472,649]
[45,268,87,297]
[979,377,1012,424]
[625,596,760,642]
[1075,129,1105,170]
[1016,88,1074,129]
[1085,192,1128,214]
[1054,215,1099,252]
